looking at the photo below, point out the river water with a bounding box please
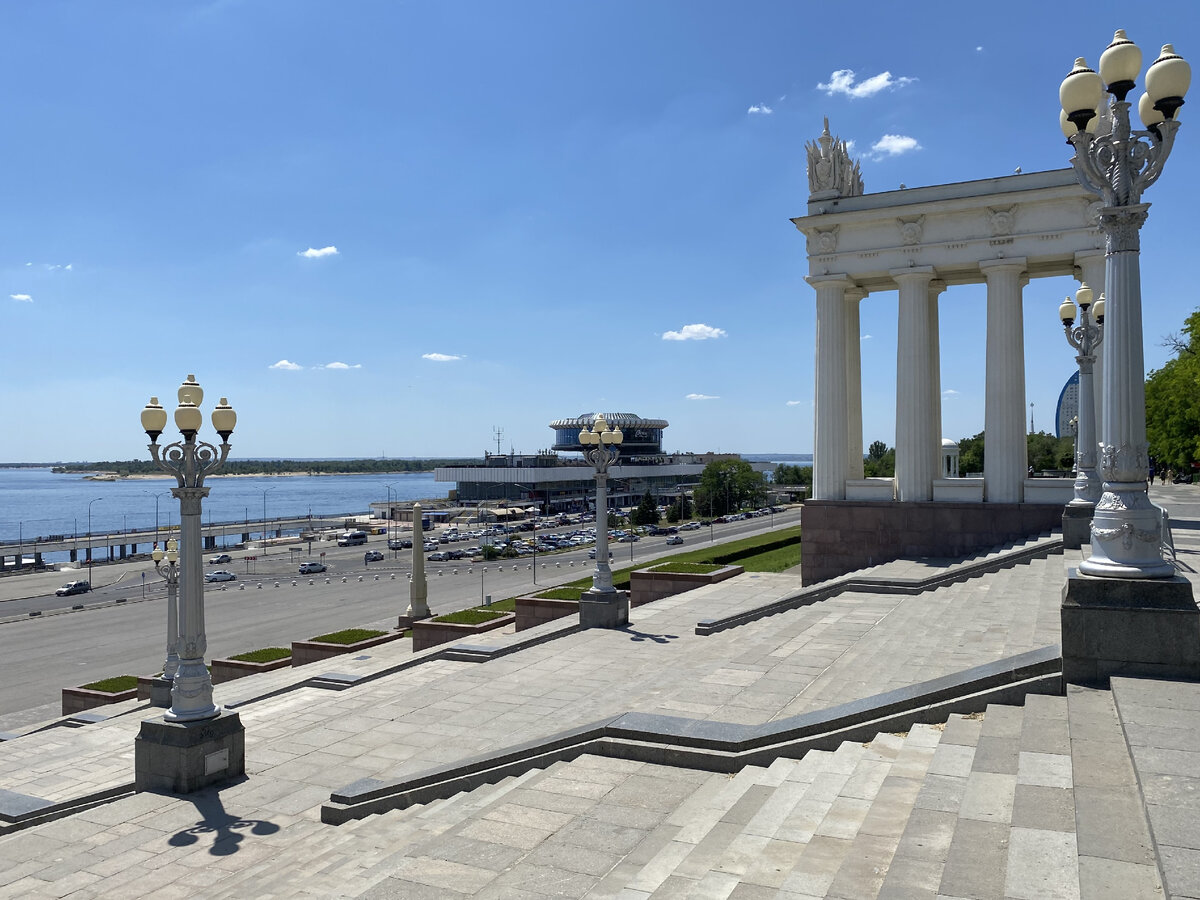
[0,468,446,560]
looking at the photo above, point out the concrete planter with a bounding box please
[515,596,579,632]
[291,631,406,667]
[412,612,515,652]
[136,674,164,701]
[211,654,293,684]
[62,684,138,716]
[629,564,744,607]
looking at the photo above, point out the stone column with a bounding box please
[929,280,947,465]
[406,503,430,622]
[892,267,938,502]
[845,288,867,480]
[808,275,856,500]
[1076,250,1106,442]
[980,258,1028,503]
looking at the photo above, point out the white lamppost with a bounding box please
[578,414,623,594]
[87,497,102,585]
[150,538,180,706]
[140,375,237,722]
[1060,30,1189,577]
[1059,284,1106,509]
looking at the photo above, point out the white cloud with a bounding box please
[976,46,984,52]
[422,352,463,362]
[64,263,72,271]
[870,134,921,158]
[943,389,960,397]
[686,393,719,401]
[9,293,32,302]
[785,400,804,406]
[861,334,873,341]
[663,323,727,342]
[269,359,303,370]
[817,69,915,99]
[747,103,774,115]
[298,246,339,259]
[320,362,361,370]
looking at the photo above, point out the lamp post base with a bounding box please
[135,709,245,794]
[1061,569,1200,685]
[1061,503,1095,551]
[579,589,629,629]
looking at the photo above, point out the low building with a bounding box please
[434,412,772,513]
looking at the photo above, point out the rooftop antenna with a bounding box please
[493,426,504,456]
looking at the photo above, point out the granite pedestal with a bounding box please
[149,677,172,708]
[134,709,245,794]
[1061,569,1200,684]
[1061,504,1094,551]
[578,589,629,629]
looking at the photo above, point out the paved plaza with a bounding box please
[1,487,1198,898]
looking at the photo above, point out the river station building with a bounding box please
[431,413,772,514]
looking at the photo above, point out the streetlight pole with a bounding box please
[145,490,165,546]
[579,415,623,595]
[140,375,237,722]
[261,487,276,556]
[149,539,180,707]
[1059,284,1105,549]
[384,482,398,558]
[87,498,102,586]
[1059,31,1189,577]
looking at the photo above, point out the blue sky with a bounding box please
[2,1,1197,461]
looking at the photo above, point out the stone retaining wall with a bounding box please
[412,612,515,652]
[61,685,138,716]
[629,564,745,607]
[211,655,294,684]
[800,499,1065,585]
[515,597,579,632]
[291,631,406,667]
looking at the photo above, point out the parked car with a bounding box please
[208,553,232,564]
[204,570,237,583]
[387,538,413,550]
[428,551,449,562]
[363,550,384,562]
[423,541,438,552]
[679,522,701,531]
[617,534,640,543]
[665,535,684,546]
[299,562,326,574]
[55,580,91,596]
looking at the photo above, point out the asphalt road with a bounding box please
[0,510,800,732]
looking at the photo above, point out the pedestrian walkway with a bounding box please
[0,500,1198,897]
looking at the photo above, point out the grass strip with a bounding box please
[80,675,138,693]
[228,647,292,664]
[433,608,506,625]
[310,628,387,645]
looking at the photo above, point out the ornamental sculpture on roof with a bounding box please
[806,117,864,200]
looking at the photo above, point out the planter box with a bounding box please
[211,655,293,684]
[62,685,138,716]
[629,564,744,608]
[412,612,515,652]
[515,596,579,632]
[291,631,406,667]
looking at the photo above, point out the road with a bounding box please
[0,510,800,732]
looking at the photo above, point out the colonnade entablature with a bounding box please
[795,120,1105,505]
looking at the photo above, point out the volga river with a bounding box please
[0,468,446,561]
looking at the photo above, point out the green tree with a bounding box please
[632,490,659,527]
[958,432,985,475]
[694,459,766,517]
[773,464,812,486]
[1147,308,1200,471]
[863,442,895,478]
[665,494,691,523]
[1027,431,1074,472]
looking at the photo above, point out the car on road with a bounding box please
[617,534,640,542]
[666,535,684,545]
[55,580,91,596]
[204,570,237,583]
[299,562,327,574]
[208,553,232,564]
[363,550,384,562]
[387,538,413,550]
[679,522,701,531]
[587,548,613,559]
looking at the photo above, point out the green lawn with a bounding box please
[228,647,292,664]
[80,675,138,693]
[310,628,387,645]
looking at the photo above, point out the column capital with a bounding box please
[931,279,948,297]
[889,265,936,286]
[806,273,857,290]
[845,286,868,303]
[978,256,1027,276]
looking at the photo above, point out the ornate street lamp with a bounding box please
[1060,30,1189,577]
[140,375,236,722]
[1059,284,1105,549]
[149,539,180,707]
[578,414,623,594]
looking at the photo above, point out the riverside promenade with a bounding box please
[1,487,1198,898]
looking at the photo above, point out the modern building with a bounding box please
[434,413,772,513]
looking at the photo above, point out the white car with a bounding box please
[204,570,237,583]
